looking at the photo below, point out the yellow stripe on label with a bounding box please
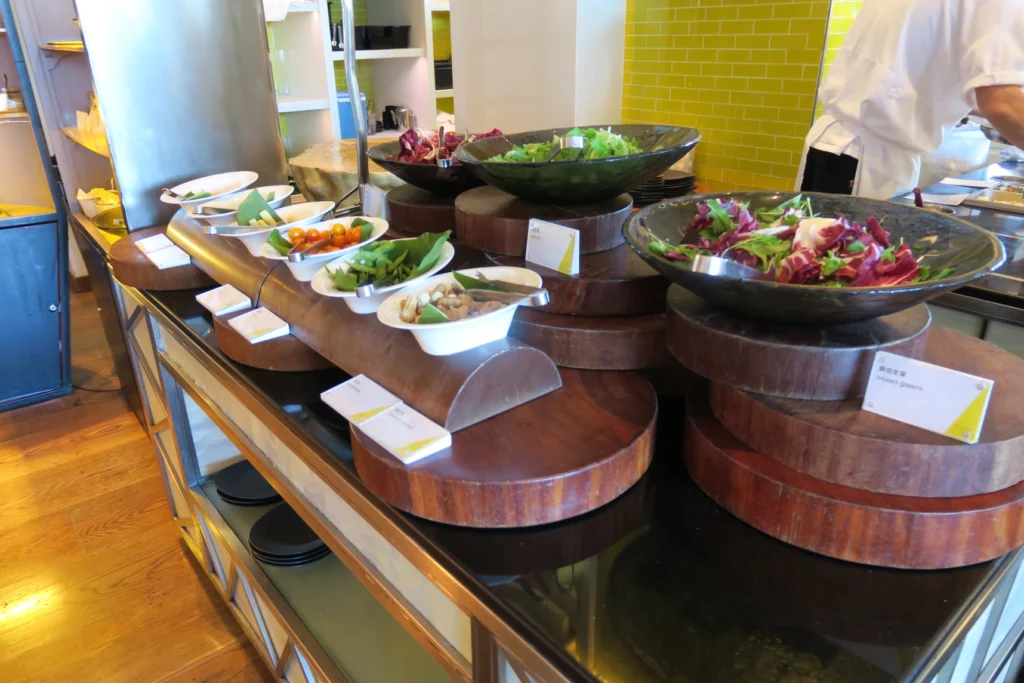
[394,436,444,458]
[350,405,393,424]
[943,385,991,443]
[248,326,281,339]
[557,234,576,275]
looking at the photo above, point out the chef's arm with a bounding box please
[976,85,1024,149]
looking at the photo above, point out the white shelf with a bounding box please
[61,125,110,157]
[288,1,319,11]
[332,47,425,61]
[277,97,330,113]
[435,88,454,98]
[431,1,450,11]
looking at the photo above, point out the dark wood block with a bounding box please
[685,388,1024,569]
[212,311,333,372]
[352,370,657,528]
[169,214,563,432]
[666,285,931,400]
[486,243,669,316]
[455,186,631,256]
[710,327,1024,498]
[110,227,216,291]
[510,308,672,370]
[386,184,456,235]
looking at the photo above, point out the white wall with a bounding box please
[451,0,625,134]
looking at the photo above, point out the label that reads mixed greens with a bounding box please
[327,231,450,292]
[487,127,643,163]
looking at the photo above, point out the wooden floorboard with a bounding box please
[0,290,271,683]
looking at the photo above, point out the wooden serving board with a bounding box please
[455,186,631,256]
[110,227,216,291]
[510,308,672,370]
[212,311,333,372]
[385,184,457,235]
[709,327,1024,498]
[352,370,657,527]
[665,286,931,400]
[685,389,1024,569]
[486,243,669,316]
[168,214,563,432]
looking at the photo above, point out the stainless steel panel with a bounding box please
[74,0,286,230]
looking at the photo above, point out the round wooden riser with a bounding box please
[710,328,1024,498]
[685,390,1024,569]
[386,184,456,235]
[455,186,632,256]
[509,308,672,370]
[110,227,217,291]
[352,369,657,528]
[486,244,669,316]
[665,286,931,400]
[213,311,334,372]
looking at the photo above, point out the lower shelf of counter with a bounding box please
[188,480,456,683]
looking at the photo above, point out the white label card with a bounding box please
[135,233,174,255]
[525,219,579,275]
[195,285,251,317]
[227,307,289,344]
[145,244,192,270]
[357,404,451,466]
[939,178,997,189]
[862,351,994,444]
[320,375,402,425]
[363,185,388,220]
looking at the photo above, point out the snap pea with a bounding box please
[349,262,376,274]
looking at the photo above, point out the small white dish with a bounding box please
[188,185,294,227]
[310,240,456,314]
[220,201,336,256]
[160,171,259,208]
[257,216,389,282]
[376,266,542,356]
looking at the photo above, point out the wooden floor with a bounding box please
[0,290,273,683]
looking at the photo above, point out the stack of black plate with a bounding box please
[629,176,666,206]
[663,169,696,198]
[215,460,282,506]
[249,504,330,567]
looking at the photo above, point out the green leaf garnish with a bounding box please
[237,189,283,226]
[880,245,897,263]
[731,233,791,271]
[266,229,292,256]
[820,250,845,278]
[846,242,867,254]
[417,303,449,325]
[453,271,506,292]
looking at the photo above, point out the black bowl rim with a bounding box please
[366,139,470,168]
[623,190,1007,295]
[453,124,701,168]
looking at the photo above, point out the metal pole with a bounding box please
[340,0,367,210]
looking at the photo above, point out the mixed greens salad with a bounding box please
[648,196,955,287]
[487,127,644,163]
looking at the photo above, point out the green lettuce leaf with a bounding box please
[237,189,283,226]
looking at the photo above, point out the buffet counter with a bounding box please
[70,211,1024,683]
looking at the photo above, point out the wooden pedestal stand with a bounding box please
[351,369,656,527]
[110,227,216,291]
[666,284,1024,568]
[454,188,672,370]
[385,185,457,235]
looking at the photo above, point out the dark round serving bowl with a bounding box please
[367,141,484,196]
[624,191,1006,325]
[454,124,700,204]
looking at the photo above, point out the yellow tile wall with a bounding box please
[433,10,455,115]
[621,0,829,191]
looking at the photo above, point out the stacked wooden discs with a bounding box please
[385,184,457,236]
[666,285,1024,569]
[110,227,216,291]
[454,185,672,370]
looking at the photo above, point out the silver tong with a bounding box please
[542,132,585,163]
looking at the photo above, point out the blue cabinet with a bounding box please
[0,216,67,408]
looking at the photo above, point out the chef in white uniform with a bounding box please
[798,0,1024,199]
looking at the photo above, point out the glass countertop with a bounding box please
[145,288,992,683]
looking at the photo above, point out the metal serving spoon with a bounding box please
[691,254,767,281]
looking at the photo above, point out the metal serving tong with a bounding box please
[542,132,585,163]
[690,254,767,281]
[436,125,453,168]
[471,271,550,306]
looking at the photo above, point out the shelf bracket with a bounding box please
[340,0,367,211]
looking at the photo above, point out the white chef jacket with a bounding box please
[799,0,1024,199]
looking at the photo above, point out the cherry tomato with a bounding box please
[332,233,345,248]
[346,226,360,243]
[331,223,345,237]
[305,228,322,242]
[287,227,305,244]
[322,245,340,252]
